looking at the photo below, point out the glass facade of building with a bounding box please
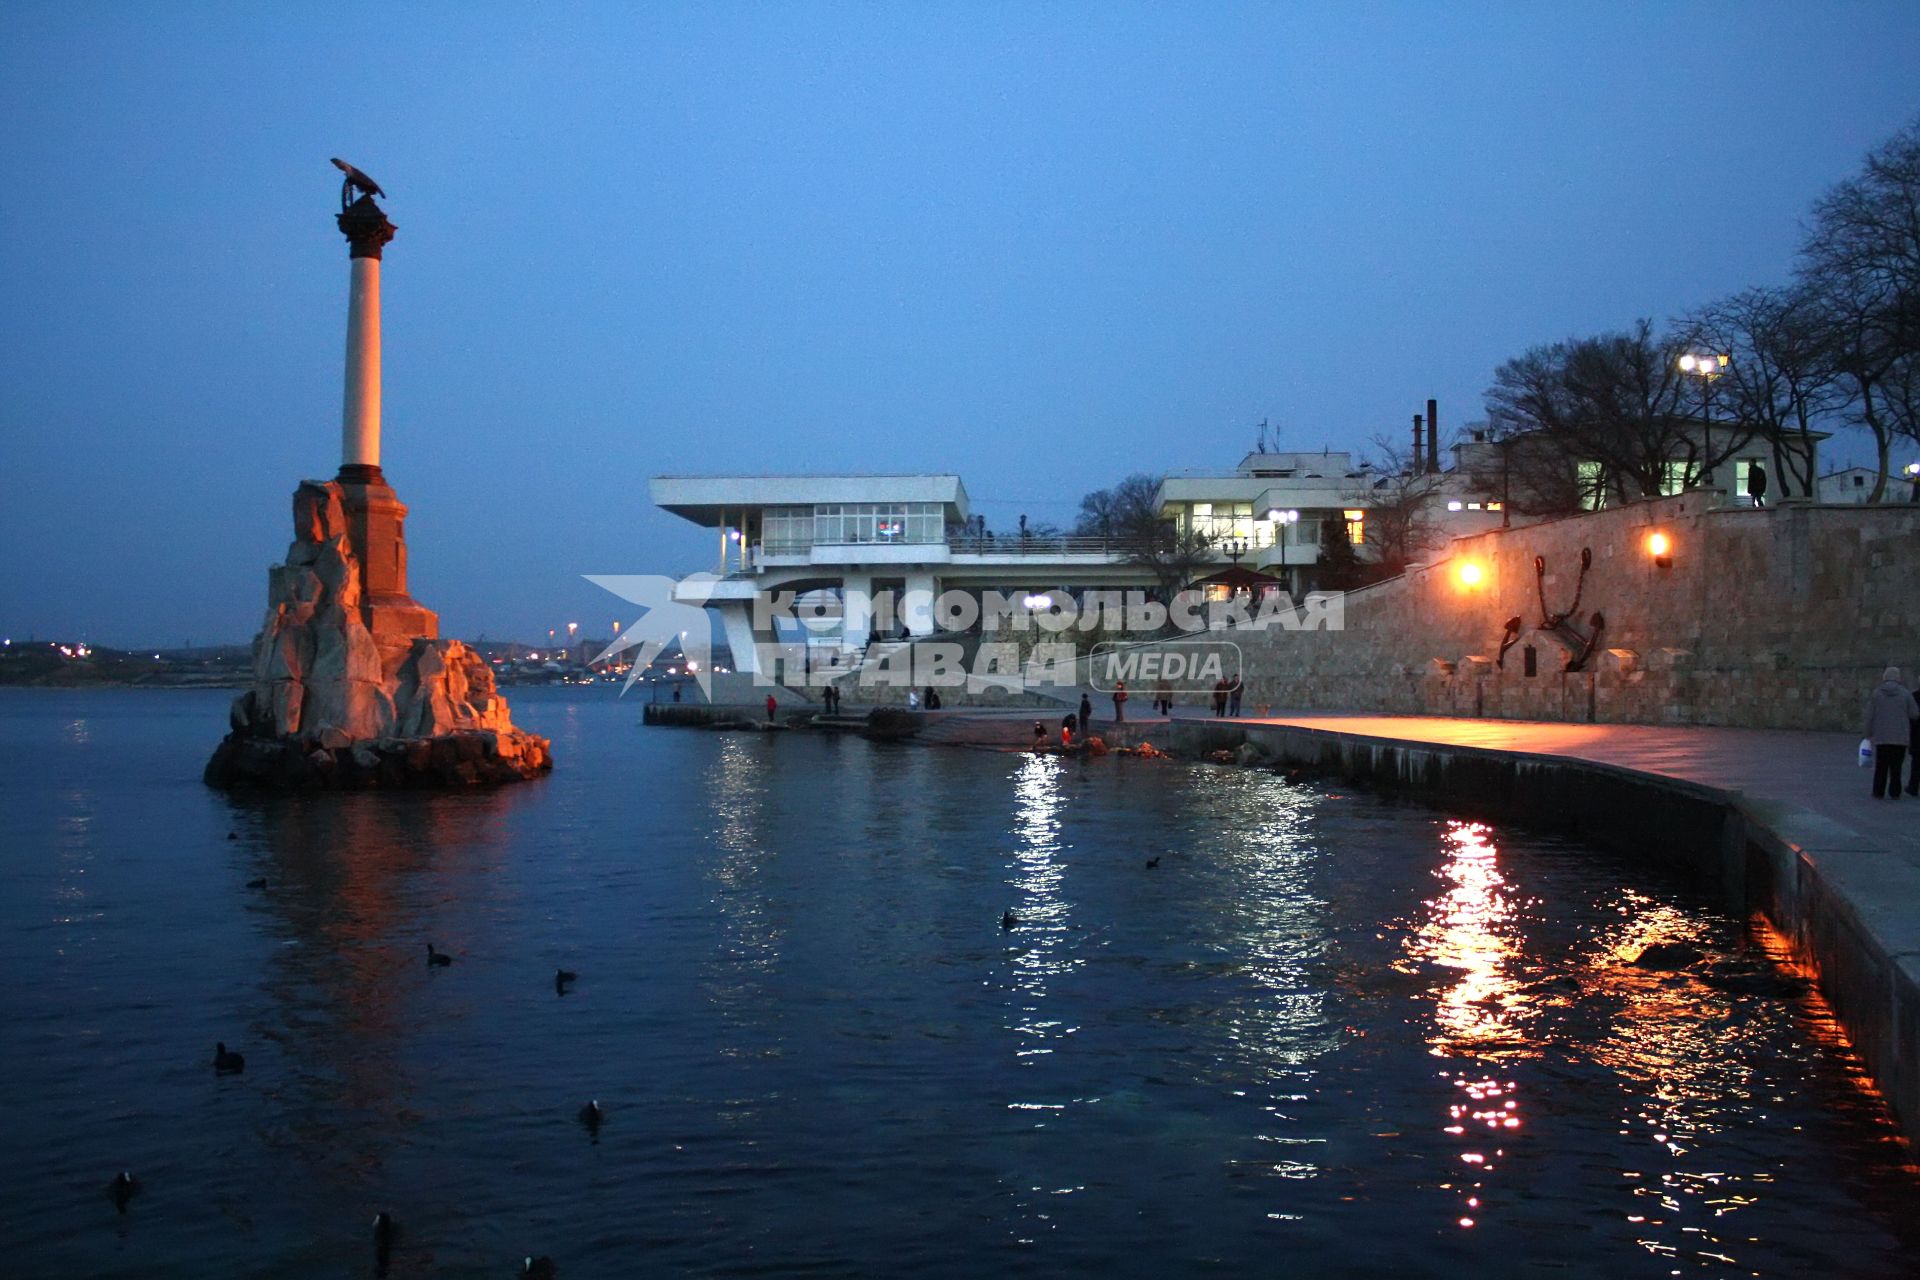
[760,504,946,551]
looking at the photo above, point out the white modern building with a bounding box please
[1816,465,1920,504]
[1154,451,1508,596]
[651,474,1157,674]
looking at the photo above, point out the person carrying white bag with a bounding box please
[1861,667,1918,799]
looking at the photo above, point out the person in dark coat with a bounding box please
[1112,681,1128,723]
[1212,678,1229,718]
[1079,693,1093,731]
[1863,667,1918,799]
[1228,673,1244,717]
[1747,462,1768,508]
[1909,684,1920,797]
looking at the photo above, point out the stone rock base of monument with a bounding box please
[205,725,552,790]
[206,476,552,790]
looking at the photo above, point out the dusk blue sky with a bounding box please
[2,3,1916,647]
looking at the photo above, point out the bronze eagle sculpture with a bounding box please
[330,158,385,208]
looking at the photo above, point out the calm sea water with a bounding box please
[1,686,1915,1278]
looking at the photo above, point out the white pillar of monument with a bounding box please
[342,254,382,471]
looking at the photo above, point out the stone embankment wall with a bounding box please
[1211,496,1918,731]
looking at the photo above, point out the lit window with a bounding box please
[1447,500,1464,512]
[1343,509,1365,545]
[1577,462,1606,510]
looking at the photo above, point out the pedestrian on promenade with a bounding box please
[1079,693,1094,731]
[1212,678,1229,718]
[907,689,920,710]
[1228,673,1244,717]
[1863,666,1917,799]
[765,693,778,723]
[1112,680,1128,723]
[925,686,942,711]
[1155,678,1173,716]
[1747,462,1768,509]
[1909,683,1920,797]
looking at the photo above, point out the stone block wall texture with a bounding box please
[1212,496,1918,731]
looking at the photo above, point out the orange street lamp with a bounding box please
[1647,531,1673,569]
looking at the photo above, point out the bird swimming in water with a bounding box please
[1144,856,1161,869]
[373,1212,397,1276]
[108,1171,139,1214]
[426,943,452,967]
[578,1100,604,1132]
[213,1042,245,1074]
[226,832,238,841]
[524,1256,558,1279]
[555,968,578,994]
[244,877,268,890]
[1001,910,1017,931]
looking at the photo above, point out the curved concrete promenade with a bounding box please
[1170,713,1920,1144]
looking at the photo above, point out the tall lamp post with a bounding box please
[1266,508,1299,597]
[1677,352,1731,493]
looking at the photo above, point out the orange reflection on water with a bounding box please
[1405,820,1534,1236]
[1412,821,1529,1058]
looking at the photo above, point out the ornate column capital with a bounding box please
[337,194,397,260]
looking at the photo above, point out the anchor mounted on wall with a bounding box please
[1495,615,1524,668]
[1534,549,1606,672]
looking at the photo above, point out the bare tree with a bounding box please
[1486,319,1754,501]
[1074,473,1161,541]
[1798,121,1920,500]
[1355,436,1448,577]
[1683,286,1842,498]
[1074,473,1211,601]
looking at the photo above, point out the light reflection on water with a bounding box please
[1,688,1917,1279]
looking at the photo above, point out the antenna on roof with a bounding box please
[1256,418,1270,453]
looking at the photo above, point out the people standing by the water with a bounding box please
[1032,720,1047,750]
[907,689,920,710]
[1228,673,1244,717]
[925,686,941,711]
[1154,678,1173,716]
[1212,677,1229,718]
[1079,693,1093,731]
[765,693,778,723]
[1061,711,1077,747]
[1863,667,1917,799]
[1112,680,1128,723]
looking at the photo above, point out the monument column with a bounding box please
[338,202,391,478]
[334,188,436,659]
